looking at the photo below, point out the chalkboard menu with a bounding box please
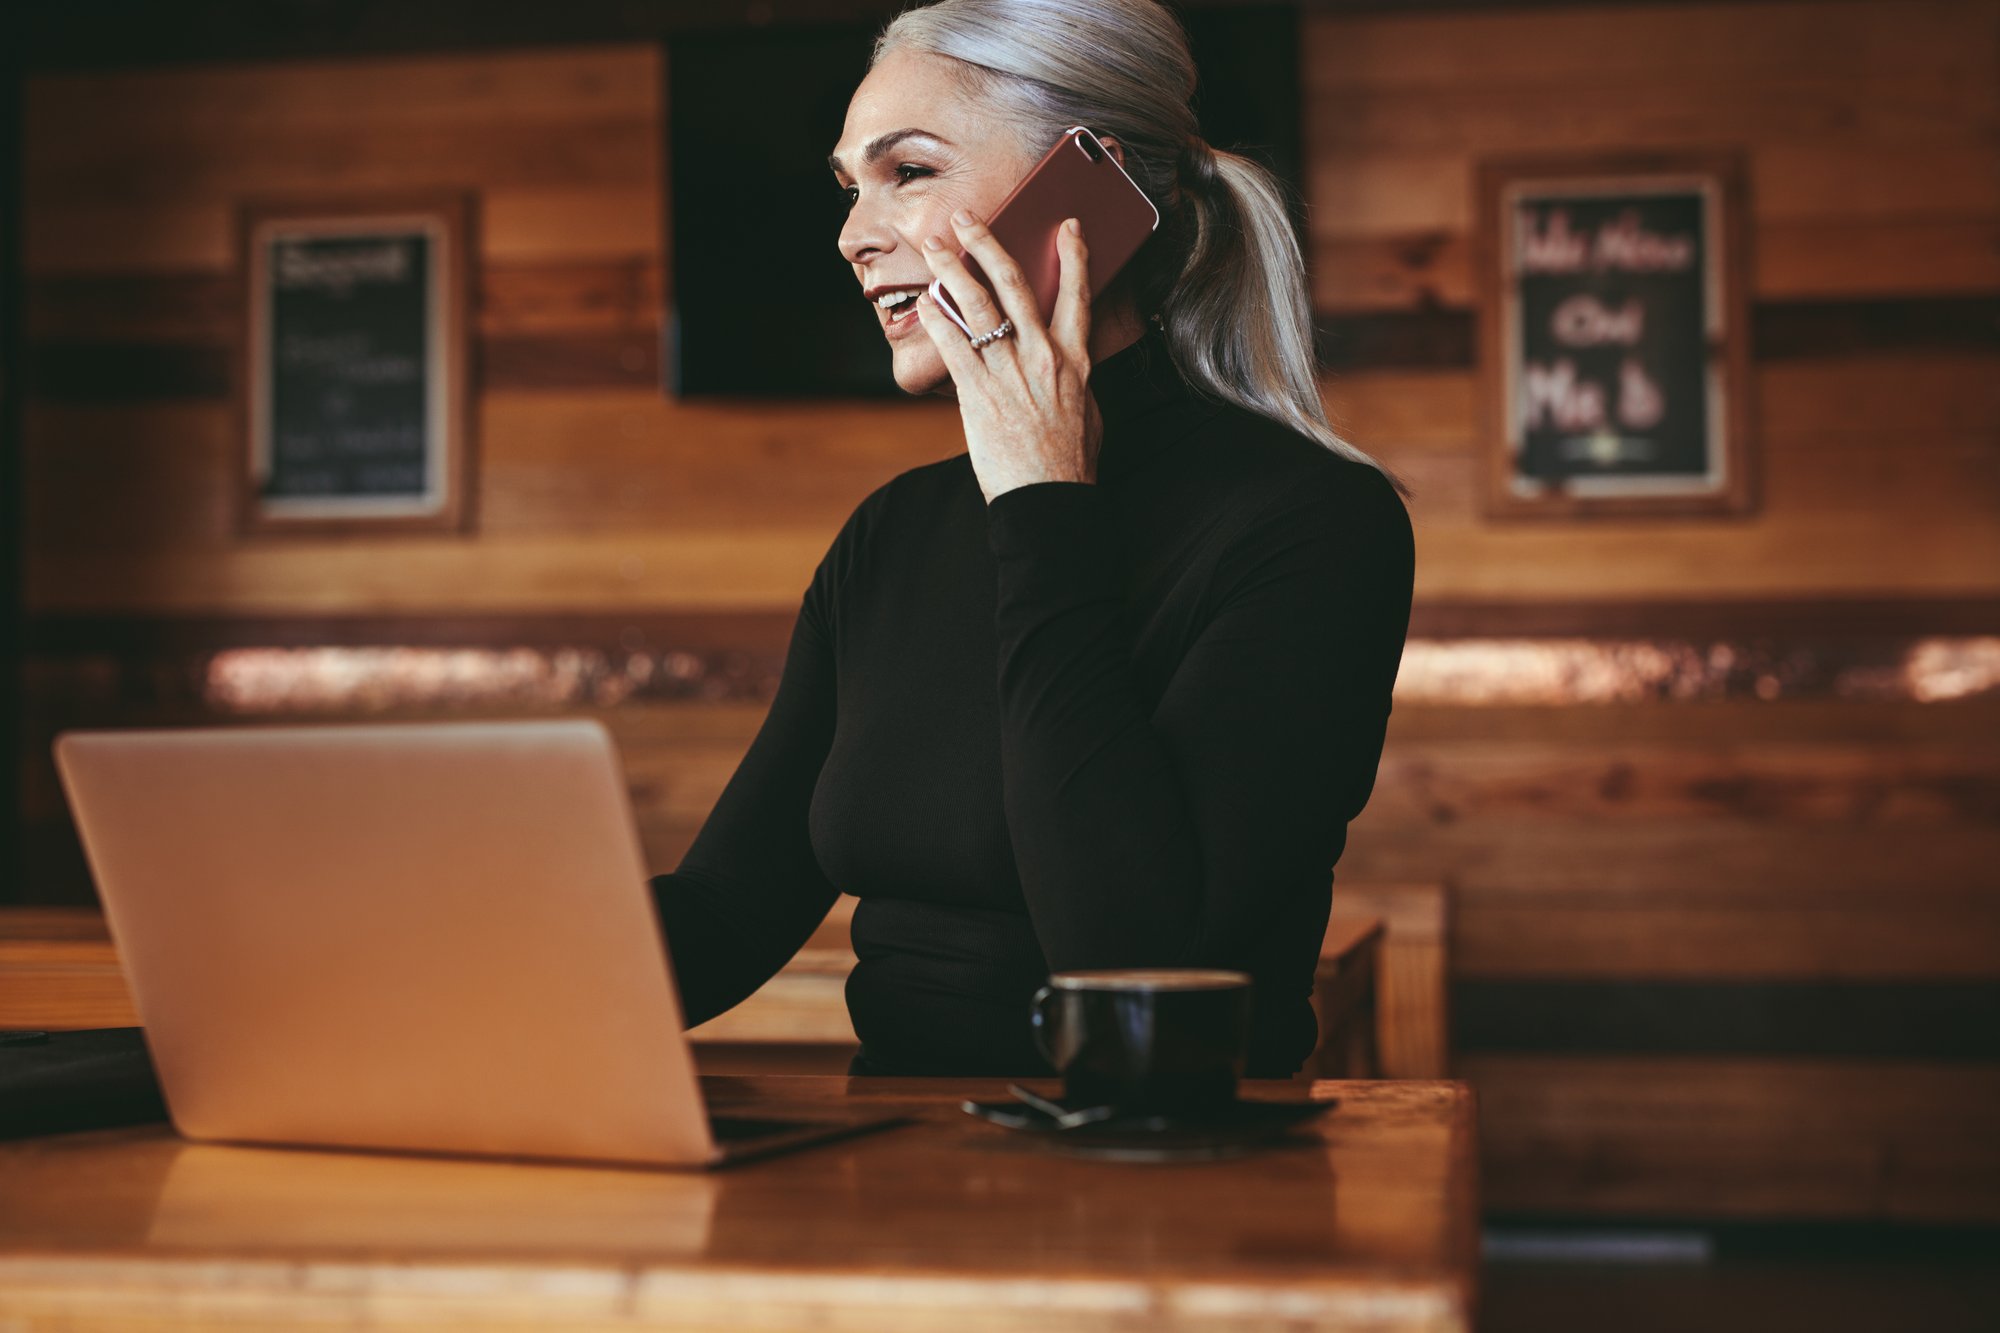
[241,196,472,532]
[1477,153,1752,518]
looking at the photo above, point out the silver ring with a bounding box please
[968,317,1014,351]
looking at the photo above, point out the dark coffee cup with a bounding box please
[1029,969,1253,1116]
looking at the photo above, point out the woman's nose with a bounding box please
[837,194,897,265]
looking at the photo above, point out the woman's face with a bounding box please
[831,47,1040,396]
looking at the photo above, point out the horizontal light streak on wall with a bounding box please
[1393,636,2000,705]
[206,645,737,712]
[201,637,2000,714]
[1396,641,1706,706]
[1904,637,2000,703]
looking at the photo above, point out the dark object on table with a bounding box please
[0,1027,167,1140]
[1031,970,1254,1116]
[962,1083,1336,1162]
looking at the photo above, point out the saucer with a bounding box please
[960,1085,1337,1162]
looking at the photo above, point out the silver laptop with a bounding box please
[53,719,904,1169]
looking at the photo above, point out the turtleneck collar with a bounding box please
[1085,323,1205,483]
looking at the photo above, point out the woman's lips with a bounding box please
[881,291,925,340]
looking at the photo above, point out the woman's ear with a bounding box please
[1097,134,1127,168]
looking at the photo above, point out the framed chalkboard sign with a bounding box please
[239,194,473,533]
[1476,152,1753,519]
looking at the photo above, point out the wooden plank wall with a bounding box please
[22,44,965,615]
[1298,0,2000,1224]
[1307,0,2000,598]
[16,1,2000,1222]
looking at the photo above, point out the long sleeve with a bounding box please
[647,545,846,1029]
[983,462,1414,976]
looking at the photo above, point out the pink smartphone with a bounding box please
[929,125,1162,336]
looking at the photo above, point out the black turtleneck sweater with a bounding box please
[649,327,1414,1077]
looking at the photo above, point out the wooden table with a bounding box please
[0,1076,1478,1332]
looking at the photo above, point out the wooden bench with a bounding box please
[687,897,1404,1078]
[3,892,1442,1086]
[1313,881,1451,1080]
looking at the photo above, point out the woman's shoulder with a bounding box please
[810,451,977,585]
[1184,397,1411,538]
[1189,408,1415,619]
[840,452,979,544]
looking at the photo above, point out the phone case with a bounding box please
[930,125,1162,336]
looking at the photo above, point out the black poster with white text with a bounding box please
[1509,191,1711,486]
[264,232,431,500]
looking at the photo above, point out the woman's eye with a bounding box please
[841,165,934,208]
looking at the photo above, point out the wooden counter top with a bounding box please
[0,1075,1478,1331]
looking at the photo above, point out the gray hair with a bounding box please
[873,0,1411,497]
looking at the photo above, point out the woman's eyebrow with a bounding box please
[827,128,953,177]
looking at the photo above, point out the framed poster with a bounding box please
[1476,151,1753,519]
[239,193,474,533]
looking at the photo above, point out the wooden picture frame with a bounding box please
[1476,151,1754,519]
[238,193,475,534]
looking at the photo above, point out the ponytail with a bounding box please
[1156,138,1413,497]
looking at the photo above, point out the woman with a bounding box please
[650,0,1414,1079]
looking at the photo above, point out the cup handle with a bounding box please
[1029,984,1061,1068]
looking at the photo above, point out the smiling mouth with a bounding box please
[874,286,925,333]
